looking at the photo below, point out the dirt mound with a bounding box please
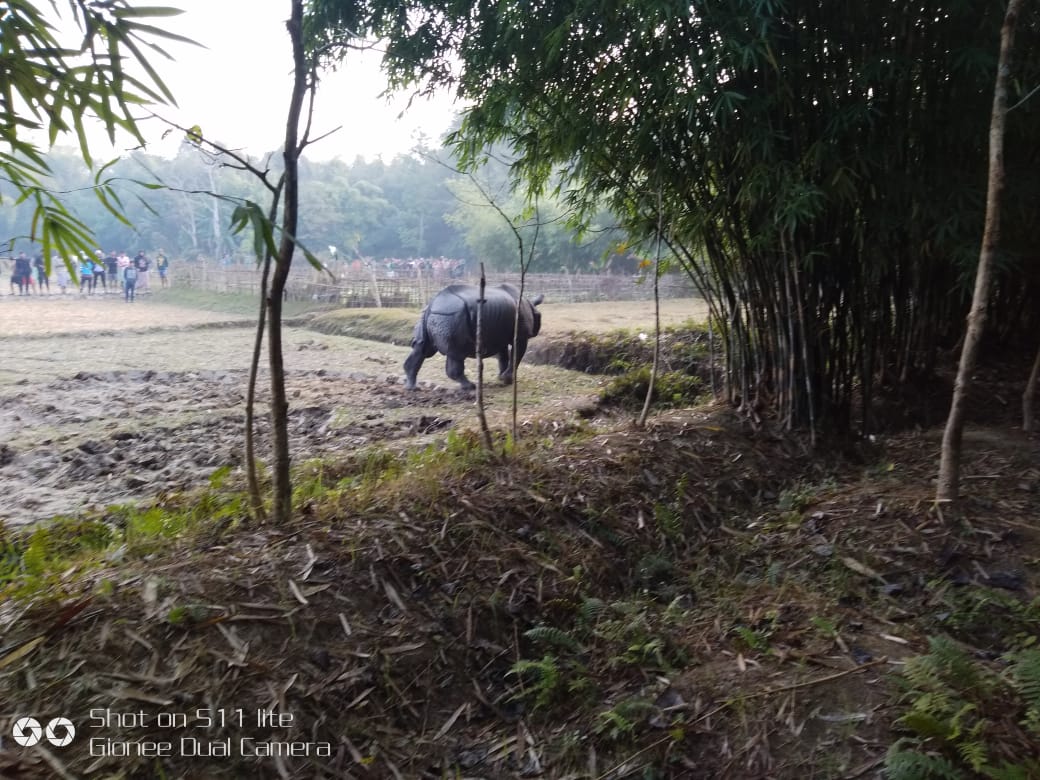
[527,325,705,371]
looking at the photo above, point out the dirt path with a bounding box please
[0,296,604,526]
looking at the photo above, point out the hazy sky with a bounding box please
[85,1,463,161]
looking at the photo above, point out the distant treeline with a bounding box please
[0,144,638,274]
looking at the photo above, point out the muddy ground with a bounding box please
[0,293,691,526]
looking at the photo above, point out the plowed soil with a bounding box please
[0,294,608,526]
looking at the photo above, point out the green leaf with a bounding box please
[111,6,187,19]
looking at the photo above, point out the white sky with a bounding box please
[73,1,463,161]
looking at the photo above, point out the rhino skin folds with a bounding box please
[403,283,544,391]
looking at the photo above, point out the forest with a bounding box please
[0,143,634,273]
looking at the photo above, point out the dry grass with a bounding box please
[1,405,1037,778]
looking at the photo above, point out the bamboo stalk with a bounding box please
[475,263,493,451]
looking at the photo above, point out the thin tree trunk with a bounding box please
[1024,342,1040,432]
[208,166,222,260]
[245,251,272,522]
[245,190,284,523]
[937,0,1023,502]
[708,315,718,400]
[780,235,797,430]
[366,261,383,308]
[475,263,493,450]
[638,185,665,428]
[793,257,816,447]
[637,260,662,428]
[510,203,539,443]
[266,0,308,524]
[179,190,199,253]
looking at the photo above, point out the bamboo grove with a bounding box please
[311,0,1040,435]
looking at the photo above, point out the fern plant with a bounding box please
[593,698,655,742]
[507,653,593,711]
[1012,648,1040,735]
[886,637,1040,779]
[885,746,967,780]
[579,597,610,624]
[938,587,1040,652]
[508,655,562,710]
[524,625,584,653]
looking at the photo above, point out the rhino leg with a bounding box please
[497,348,513,385]
[445,355,476,392]
[514,336,529,364]
[404,346,426,390]
[498,337,529,384]
[404,337,438,390]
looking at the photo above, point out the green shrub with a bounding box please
[600,368,703,410]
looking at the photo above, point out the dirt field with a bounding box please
[1,293,686,526]
[4,293,1039,779]
[537,296,709,331]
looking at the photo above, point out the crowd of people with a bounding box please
[4,249,170,301]
[342,256,466,279]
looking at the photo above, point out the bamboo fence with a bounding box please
[173,263,700,307]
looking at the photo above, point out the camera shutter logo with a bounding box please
[11,717,76,748]
[12,717,43,747]
[45,717,76,747]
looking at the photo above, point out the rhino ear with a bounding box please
[531,293,544,306]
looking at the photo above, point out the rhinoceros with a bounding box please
[404,283,544,391]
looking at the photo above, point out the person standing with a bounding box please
[117,251,131,294]
[33,254,49,293]
[156,249,169,288]
[54,253,70,294]
[105,250,119,291]
[78,253,94,294]
[123,261,139,302]
[134,250,150,294]
[13,252,33,295]
[91,251,107,293]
